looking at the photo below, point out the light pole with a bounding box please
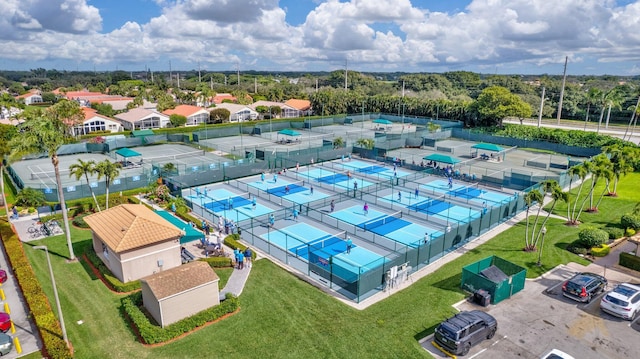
[33,245,69,349]
[537,226,547,266]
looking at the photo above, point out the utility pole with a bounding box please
[254,78,257,93]
[169,60,172,86]
[344,59,348,90]
[556,56,568,124]
[237,62,240,89]
[538,86,546,128]
[198,61,201,83]
[177,72,180,88]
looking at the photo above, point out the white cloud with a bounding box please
[1,0,640,74]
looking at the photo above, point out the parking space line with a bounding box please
[468,336,506,359]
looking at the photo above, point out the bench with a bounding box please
[181,247,196,263]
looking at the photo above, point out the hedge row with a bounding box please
[84,248,141,293]
[591,244,610,257]
[0,223,71,358]
[122,291,239,344]
[619,252,640,272]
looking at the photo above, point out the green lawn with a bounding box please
[24,174,640,358]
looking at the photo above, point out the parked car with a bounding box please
[541,348,575,359]
[0,332,12,356]
[561,272,607,303]
[600,282,640,320]
[0,313,10,333]
[0,270,6,284]
[434,310,497,356]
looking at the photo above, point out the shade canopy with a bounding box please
[154,210,204,244]
[373,119,393,125]
[131,129,154,137]
[472,143,504,152]
[423,153,461,164]
[115,147,141,158]
[278,129,301,136]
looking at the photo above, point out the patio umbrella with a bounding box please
[472,143,504,152]
[423,153,461,164]
[278,129,301,136]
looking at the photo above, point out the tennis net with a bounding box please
[292,231,346,257]
[145,149,206,163]
[203,192,250,211]
[361,211,402,231]
[266,180,307,196]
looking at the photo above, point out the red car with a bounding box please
[0,270,7,284]
[0,313,10,333]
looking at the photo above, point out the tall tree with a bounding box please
[524,189,544,251]
[9,115,77,260]
[69,159,101,211]
[0,125,17,221]
[567,163,587,225]
[95,160,121,210]
[469,86,532,127]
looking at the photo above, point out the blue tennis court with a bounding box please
[422,179,513,206]
[300,168,375,190]
[338,160,411,179]
[407,197,480,223]
[327,247,387,282]
[329,205,388,227]
[383,223,443,247]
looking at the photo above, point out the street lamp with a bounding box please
[537,226,547,266]
[33,245,69,349]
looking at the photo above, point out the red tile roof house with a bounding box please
[212,93,237,104]
[14,91,43,105]
[115,108,170,130]
[284,99,313,117]
[250,100,300,119]
[162,105,210,126]
[70,107,123,135]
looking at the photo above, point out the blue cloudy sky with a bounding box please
[1,0,639,75]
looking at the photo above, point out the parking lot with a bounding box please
[421,262,640,359]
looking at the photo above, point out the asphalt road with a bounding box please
[421,263,640,359]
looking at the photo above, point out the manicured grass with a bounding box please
[23,174,638,358]
[214,267,233,289]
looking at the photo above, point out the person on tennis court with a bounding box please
[482,201,488,214]
[203,187,208,197]
[228,197,234,209]
[296,162,300,171]
[292,208,298,221]
[353,181,358,191]
[415,187,419,199]
[346,235,352,254]
[310,185,314,195]
[285,185,290,194]
[274,174,278,183]
[261,172,265,182]
[330,200,335,212]
[252,196,257,210]
[363,203,369,216]
[424,233,429,245]
[398,191,402,202]
[269,213,275,228]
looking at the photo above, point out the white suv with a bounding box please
[600,283,640,320]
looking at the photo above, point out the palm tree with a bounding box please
[10,115,77,260]
[95,160,121,210]
[603,144,637,196]
[523,189,544,251]
[583,88,601,130]
[603,87,624,129]
[566,164,587,225]
[69,159,101,211]
[532,183,568,259]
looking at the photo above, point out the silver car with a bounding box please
[600,282,640,320]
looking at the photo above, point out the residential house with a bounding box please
[284,99,312,117]
[163,105,210,126]
[84,204,184,283]
[115,108,170,130]
[140,261,220,328]
[70,107,123,135]
[15,91,43,105]
[212,103,258,122]
[250,100,299,119]
[212,93,237,104]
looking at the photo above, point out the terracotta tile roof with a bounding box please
[213,93,237,104]
[64,91,104,99]
[162,105,207,117]
[284,99,311,111]
[84,204,183,253]
[15,92,41,99]
[81,107,112,122]
[141,261,219,300]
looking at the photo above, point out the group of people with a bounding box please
[234,247,253,269]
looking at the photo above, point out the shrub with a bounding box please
[199,257,233,267]
[576,227,608,248]
[603,226,625,240]
[122,291,239,344]
[620,252,640,272]
[626,228,636,237]
[591,244,610,257]
[567,241,589,255]
[72,214,90,228]
[621,214,640,231]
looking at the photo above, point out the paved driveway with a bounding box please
[421,262,640,359]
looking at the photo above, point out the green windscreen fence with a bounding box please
[461,255,526,304]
